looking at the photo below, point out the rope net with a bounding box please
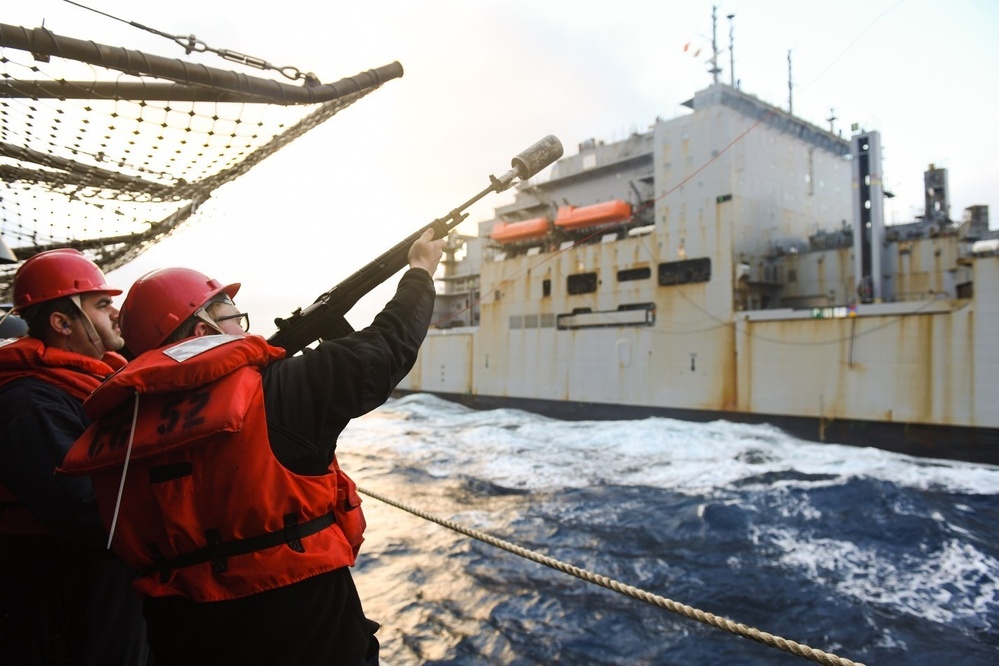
[0,22,402,299]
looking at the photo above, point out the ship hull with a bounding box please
[403,253,999,466]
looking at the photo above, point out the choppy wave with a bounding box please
[338,393,999,665]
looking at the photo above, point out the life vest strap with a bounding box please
[138,510,336,579]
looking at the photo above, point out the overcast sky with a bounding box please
[6,0,998,333]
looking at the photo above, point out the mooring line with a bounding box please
[358,485,867,666]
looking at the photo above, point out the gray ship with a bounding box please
[396,81,999,465]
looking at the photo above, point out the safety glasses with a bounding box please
[214,311,250,332]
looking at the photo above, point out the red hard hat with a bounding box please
[13,248,122,310]
[120,267,240,355]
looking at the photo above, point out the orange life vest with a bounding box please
[0,336,125,536]
[0,336,126,400]
[62,334,366,602]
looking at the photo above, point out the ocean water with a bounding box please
[338,394,999,665]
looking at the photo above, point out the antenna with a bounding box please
[727,13,736,88]
[708,5,722,84]
[827,108,837,133]
[787,49,794,113]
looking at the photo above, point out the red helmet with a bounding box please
[120,267,240,355]
[13,249,122,310]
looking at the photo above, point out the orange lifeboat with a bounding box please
[490,217,551,244]
[554,200,632,231]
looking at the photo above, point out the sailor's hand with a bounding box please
[408,228,445,276]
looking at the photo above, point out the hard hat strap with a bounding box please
[70,293,106,356]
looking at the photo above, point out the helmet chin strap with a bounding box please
[193,306,226,335]
[69,294,106,357]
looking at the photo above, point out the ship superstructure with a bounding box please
[398,81,999,464]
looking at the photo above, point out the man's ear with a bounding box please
[49,312,72,336]
[191,321,214,338]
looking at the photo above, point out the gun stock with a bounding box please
[267,135,564,355]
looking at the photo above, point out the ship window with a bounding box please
[524,314,539,329]
[557,303,655,330]
[658,258,711,286]
[567,272,598,294]
[509,315,523,330]
[542,278,551,297]
[618,267,651,282]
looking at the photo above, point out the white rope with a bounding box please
[106,391,140,549]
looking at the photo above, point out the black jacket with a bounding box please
[0,375,150,665]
